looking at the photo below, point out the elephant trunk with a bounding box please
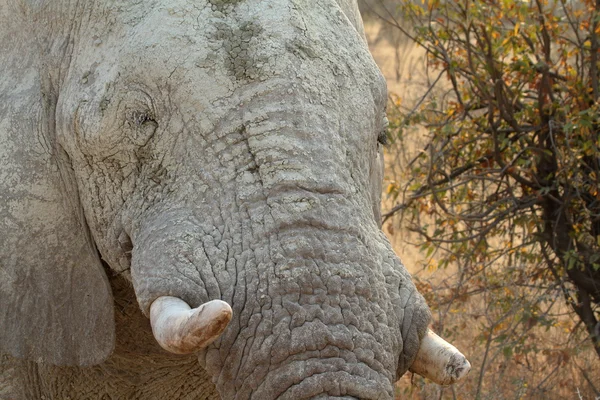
[127,87,466,397]
[130,193,455,398]
[131,213,407,399]
[211,283,402,399]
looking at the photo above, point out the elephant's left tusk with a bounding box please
[409,329,471,385]
[150,296,232,354]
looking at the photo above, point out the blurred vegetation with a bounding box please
[360,0,600,398]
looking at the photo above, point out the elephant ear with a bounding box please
[0,13,114,366]
[335,0,367,41]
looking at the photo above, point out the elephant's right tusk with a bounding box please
[409,329,471,385]
[149,296,232,354]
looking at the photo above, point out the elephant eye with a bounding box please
[377,116,389,146]
[124,108,158,147]
[127,110,156,126]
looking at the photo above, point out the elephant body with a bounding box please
[0,0,468,398]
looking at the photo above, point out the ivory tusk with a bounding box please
[150,296,232,354]
[410,329,471,385]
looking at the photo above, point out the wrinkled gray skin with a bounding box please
[0,0,431,399]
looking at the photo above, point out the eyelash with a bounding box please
[127,110,156,126]
[377,129,388,146]
[377,116,389,146]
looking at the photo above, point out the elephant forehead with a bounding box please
[72,0,384,109]
[62,0,386,164]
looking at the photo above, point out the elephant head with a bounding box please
[0,0,469,398]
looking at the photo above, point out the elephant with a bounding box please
[0,0,470,398]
